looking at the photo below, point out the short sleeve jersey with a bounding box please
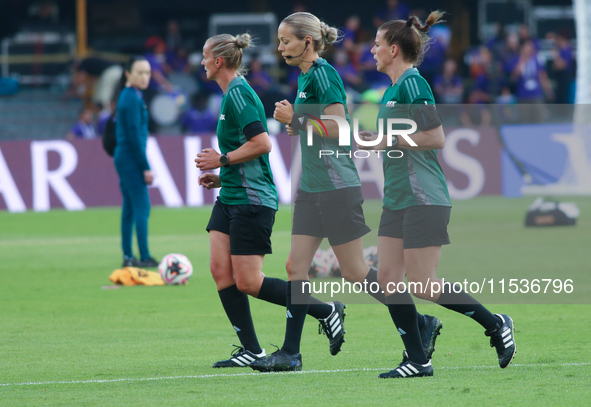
[377,68,451,210]
[216,76,278,210]
[295,58,361,192]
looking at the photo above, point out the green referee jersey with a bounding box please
[295,57,361,192]
[377,68,451,210]
[216,76,278,210]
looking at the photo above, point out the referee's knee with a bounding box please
[235,274,263,297]
[210,260,233,287]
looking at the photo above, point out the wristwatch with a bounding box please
[219,154,230,167]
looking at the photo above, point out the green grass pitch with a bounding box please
[1,196,590,406]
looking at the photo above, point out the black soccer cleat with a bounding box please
[420,315,442,360]
[318,301,347,356]
[485,313,516,369]
[135,257,159,268]
[122,257,137,267]
[212,345,266,368]
[401,315,443,364]
[379,358,433,379]
[249,349,302,372]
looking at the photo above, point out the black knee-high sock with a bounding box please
[257,277,332,320]
[417,313,427,329]
[218,285,262,354]
[436,287,500,331]
[386,291,428,364]
[281,280,310,355]
[365,269,427,328]
[364,268,387,304]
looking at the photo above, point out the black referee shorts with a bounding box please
[206,199,276,255]
[378,205,451,249]
[292,187,371,246]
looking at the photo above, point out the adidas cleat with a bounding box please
[318,301,347,355]
[420,315,442,360]
[485,313,516,368]
[250,349,302,372]
[212,345,266,368]
[379,358,433,379]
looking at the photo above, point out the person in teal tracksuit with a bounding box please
[114,56,158,268]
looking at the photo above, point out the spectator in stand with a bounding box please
[247,56,272,95]
[419,30,447,86]
[144,36,174,132]
[518,24,540,50]
[462,48,496,126]
[509,40,553,104]
[71,57,123,110]
[496,83,517,105]
[168,46,191,73]
[547,31,575,104]
[340,15,362,66]
[67,108,97,139]
[495,83,519,123]
[433,59,463,104]
[144,36,174,92]
[486,23,507,62]
[501,32,521,76]
[373,0,411,29]
[166,20,183,52]
[96,102,114,136]
[333,49,362,91]
[180,92,217,133]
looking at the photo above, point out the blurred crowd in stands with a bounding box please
[16,0,574,138]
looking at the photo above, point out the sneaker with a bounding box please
[485,314,516,368]
[212,345,266,368]
[318,301,347,356]
[379,358,433,378]
[135,257,159,268]
[420,315,442,360]
[122,257,137,267]
[250,349,302,372]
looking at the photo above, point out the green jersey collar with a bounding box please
[394,67,419,86]
[303,57,327,76]
[226,75,244,92]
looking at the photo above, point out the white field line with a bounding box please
[1,362,589,387]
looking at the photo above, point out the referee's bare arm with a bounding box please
[226,132,272,165]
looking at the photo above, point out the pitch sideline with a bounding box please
[1,362,589,387]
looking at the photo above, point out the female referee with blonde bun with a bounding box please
[250,12,441,373]
[196,33,340,369]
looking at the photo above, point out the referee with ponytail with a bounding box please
[251,11,441,373]
[360,11,516,378]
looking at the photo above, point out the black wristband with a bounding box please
[291,113,308,132]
